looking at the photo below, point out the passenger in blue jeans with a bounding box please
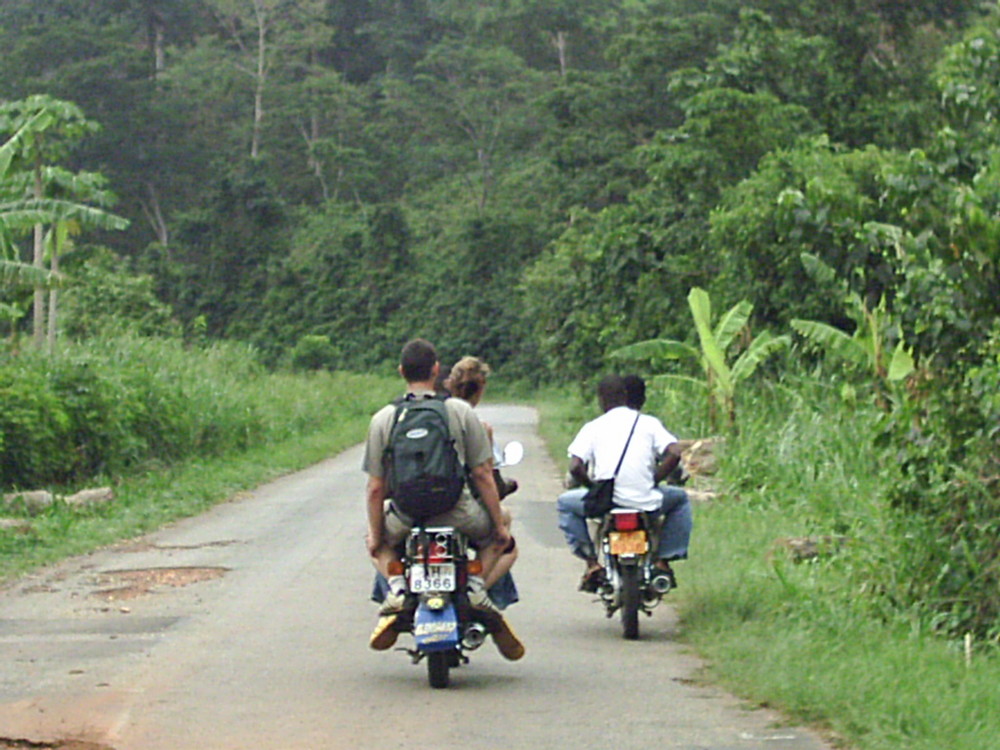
[557,374,693,592]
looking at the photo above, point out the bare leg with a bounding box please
[484,545,517,589]
[370,545,398,579]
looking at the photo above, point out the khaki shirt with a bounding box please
[362,390,493,479]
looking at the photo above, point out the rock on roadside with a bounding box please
[2,487,115,515]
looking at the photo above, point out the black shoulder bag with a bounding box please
[582,413,640,518]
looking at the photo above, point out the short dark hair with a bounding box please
[597,374,627,412]
[623,374,646,410]
[400,338,438,382]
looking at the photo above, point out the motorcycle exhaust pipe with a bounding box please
[461,622,488,650]
[649,572,673,595]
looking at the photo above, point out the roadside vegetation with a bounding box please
[0,335,398,580]
[534,379,999,750]
[1,2,998,746]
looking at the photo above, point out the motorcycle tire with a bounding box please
[621,565,641,640]
[427,651,451,688]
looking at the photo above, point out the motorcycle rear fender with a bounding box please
[413,600,460,652]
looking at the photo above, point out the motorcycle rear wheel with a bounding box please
[427,651,451,688]
[621,565,640,640]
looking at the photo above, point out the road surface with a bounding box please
[0,405,834,750]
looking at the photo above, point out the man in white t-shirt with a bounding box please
[557,374,692,591]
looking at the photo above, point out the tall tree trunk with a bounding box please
[251,0,268,159]
[46,245,58,354]
[154,22,166,75]
[32,164,45,348]
[141,182,170,245]
[297,115,329,202]
[552,30,568,77]
[145,5,167,77]
[32,224,45,346]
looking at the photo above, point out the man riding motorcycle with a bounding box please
[556,374,692,592]
[362,338,524,660]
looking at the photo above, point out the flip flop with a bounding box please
[579,564,605,593]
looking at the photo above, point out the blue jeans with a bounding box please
[557,486,692,562]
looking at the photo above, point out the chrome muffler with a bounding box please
[649,571,673,595]
[461,622,488,650]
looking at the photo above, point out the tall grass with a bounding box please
[0,336,398,488]
[0,336,399,580]
[532,377,1000,750]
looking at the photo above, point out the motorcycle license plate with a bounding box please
[409,563,456,593]
[609,531,648,556]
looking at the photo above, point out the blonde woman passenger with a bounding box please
[445,357,520,600]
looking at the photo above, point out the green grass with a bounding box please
[530,378,1000,750]
[686,499,1000,750]
[0,360,398,581]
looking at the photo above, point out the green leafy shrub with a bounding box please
[0,371,73,487]
[60,248,181,340]
[289,334,339,371]
[0,335,398,491]
[876,331,1000,640]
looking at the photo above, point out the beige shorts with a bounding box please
[384,494,493,548]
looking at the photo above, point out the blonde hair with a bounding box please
[446,356,491,403]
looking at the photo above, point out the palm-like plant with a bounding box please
[1,97,128,348]
[611,287,789,430]
[790,253,915,409]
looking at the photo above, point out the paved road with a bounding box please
[0,405,834,750]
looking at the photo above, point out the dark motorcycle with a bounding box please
[593,508,672,640]
[389,441,523,688]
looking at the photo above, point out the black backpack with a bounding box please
[383,393,465,520]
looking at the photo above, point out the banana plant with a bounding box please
[1,98,128,350]
[790,253,915,409]
[611,287,789,430]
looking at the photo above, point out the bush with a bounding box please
[0,369,73,487]
[877,336,1000,640]
[60,247,181,340]
[0,335,397,490]
[288,334,339,371]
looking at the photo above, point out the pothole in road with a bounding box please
[117,539,240,553]
[0,740,114,750]
[91,566,229,601]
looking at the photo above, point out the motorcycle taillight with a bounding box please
[427,533,452,563]
[613,511,641,531]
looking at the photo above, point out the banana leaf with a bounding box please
[0,259,61,291]
[790,318,867,367]
[714,299,753,353]
[650,373,709,393]
[731,331,791,382]
[689,287,733,394]
[609,338,698,365]
[887,342,916,382]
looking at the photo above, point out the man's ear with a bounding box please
[431,361,441,378]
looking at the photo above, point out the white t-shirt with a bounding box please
[567,406,678,511]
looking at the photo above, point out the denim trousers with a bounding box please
[557,485,692,562]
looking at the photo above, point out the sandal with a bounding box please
[578,563,605,593]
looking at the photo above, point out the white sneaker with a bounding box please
[467,575,501,616]
[380,590,406,615]
[380,575,407,614]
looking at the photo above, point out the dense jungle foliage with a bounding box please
[0,1,997,641]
